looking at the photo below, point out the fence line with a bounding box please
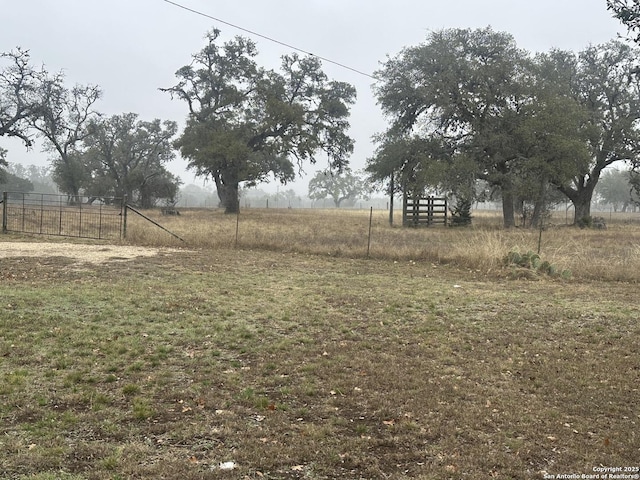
[2,192,124,240]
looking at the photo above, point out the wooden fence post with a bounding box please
[367,206,373,258]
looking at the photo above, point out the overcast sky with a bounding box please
[0,0,625,193]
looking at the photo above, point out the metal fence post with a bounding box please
[58,194,63,235]
[21,192,25,232]
[39,193,44,234]
[2,192,7,234]
[78,196,82,237]
[367,206,373,258]
[122,196,127,239]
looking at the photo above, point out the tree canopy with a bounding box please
[372,28,537,227]
[596,169,638,211]
[608,0,640,42]
[0,164,33,192]
[0,48,45,147]
[0,47,182,205]
[163,29,356,213]
[608,0,640,203]
[554,41,640,220]
[82,113,179,207]
[369,27,640,226]
[32,74,102,201]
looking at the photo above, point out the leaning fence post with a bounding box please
[125,204,185,242]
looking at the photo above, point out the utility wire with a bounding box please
[162,0,378,80]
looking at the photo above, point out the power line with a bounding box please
[162,0,378,80]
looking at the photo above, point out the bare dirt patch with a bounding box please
[0,241,178,265]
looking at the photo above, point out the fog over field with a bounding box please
[0,0,623,193]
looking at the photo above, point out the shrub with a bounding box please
[576,216,593,229]
[577,215,607,230]
[505,250,539,269]
[505,250,570,278]
[450,198,473,227]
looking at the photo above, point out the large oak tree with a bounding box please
[373,27,533,227]
[553,41,640,220]
[82,113,179,207]
[371,27,640,226]
[608,0,640,203]
[163,29,356,214]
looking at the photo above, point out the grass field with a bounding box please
[1,208,639,479]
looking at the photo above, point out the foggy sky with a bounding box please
[0,0,625,193]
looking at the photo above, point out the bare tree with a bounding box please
[31,75,101,202]
[0,48,46,146]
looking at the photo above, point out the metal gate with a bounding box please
[2,192,124,240]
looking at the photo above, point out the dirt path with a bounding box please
[0,241,177,264]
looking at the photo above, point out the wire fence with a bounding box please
[2,192,124,240]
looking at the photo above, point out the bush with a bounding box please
[505,250,570,278]
[577,216,607,230]
[450,198,472,227]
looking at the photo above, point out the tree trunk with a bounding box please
[214,172,240,214]
[501,187,516,228]
[68,188,81,205]
[573,195,592,223]
[530,181,549,228]
[530,198,544,229]
[559,180,595,225]
[556,161,609,225]
[140,190,154,209]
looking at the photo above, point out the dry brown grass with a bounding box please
[124,207,640,282]
[2,207,639,479]
[1,244,638,479]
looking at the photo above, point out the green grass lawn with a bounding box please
[1,246,638,479]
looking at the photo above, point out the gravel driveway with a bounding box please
[0,241,175,264]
